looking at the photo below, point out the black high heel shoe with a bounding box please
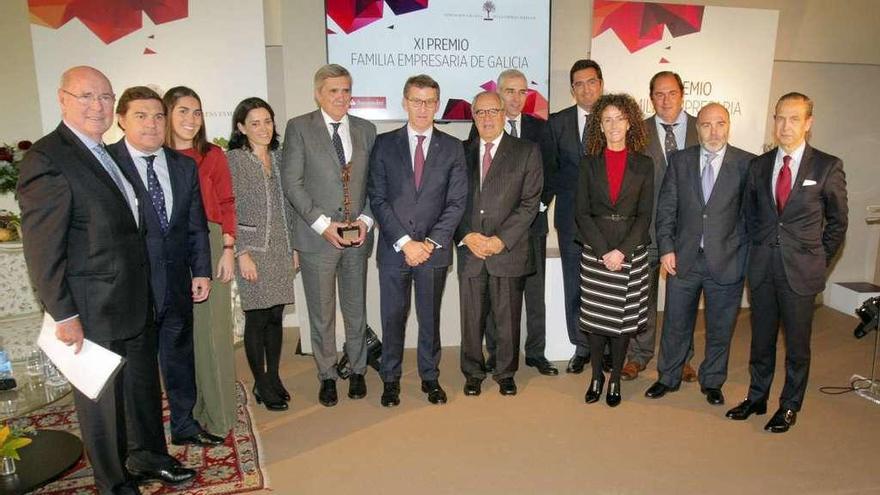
[606,380,621,407]
[585,374,605,404]
[270,375,291,402]
[252,381,288,411]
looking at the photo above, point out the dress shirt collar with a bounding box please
[407,124,433,143]
[480,132,504,159]
[775,141,806,167]
[505,113,522,134]
[63,120,102,150]
[321,109,349,129]
[124,139,165,165]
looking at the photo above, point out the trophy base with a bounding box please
[338,225,360,244]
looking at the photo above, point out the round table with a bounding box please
[0,369,72,422]
[0,429,83,495]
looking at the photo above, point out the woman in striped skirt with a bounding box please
[575,93,654,407]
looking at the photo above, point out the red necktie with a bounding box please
[414,135,426,190]
[481,142,494,189]
[776,155,792,215]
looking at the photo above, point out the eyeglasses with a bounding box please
[571,79,601,90]
[61,89,116,106]
[473,108,503,118]
[406,97,439,108]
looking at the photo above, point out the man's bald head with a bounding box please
[696,102,731,152]
[58,66,115,142]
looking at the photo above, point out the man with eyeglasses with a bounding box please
[621,71,700,383]
[547,59,604,374]
[456,91,542,397]
[18,66,196,494]
[467,69,559,377]
[367,74,467,407]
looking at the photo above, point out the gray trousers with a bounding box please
[299,248,369,381]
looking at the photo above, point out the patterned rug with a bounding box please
[9,382,266,494]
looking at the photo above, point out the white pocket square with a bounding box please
[803,179,817,186]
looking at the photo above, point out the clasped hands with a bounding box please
[463,233,505,260]
[322,220,368,249]
[402,239,436,266]
[602,249,625,272]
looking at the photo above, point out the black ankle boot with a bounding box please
[270,374,291,402]
[606,380,621,407]
[253,377,288,411]
[585,374,605,404]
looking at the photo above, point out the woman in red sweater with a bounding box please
[164,86,238,437]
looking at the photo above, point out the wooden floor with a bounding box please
[238,306,878,495]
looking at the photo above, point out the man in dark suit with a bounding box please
[456,91,542,397]
[108,87,221,448]
[468,69,559,376]
[623,71,700,382]
[17,66,194,494]
[547,59,604,373]
[368,74,467,407]
[645,103,755,405]
[727,92,847,433]
[281,64,376,407]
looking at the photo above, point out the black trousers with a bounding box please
[485,233,547,361]
[460,269,525,381]
[243,305,285,383]
[73,323,174,494]
[747,248,816,411]
[156,303,199,439]
[657,252,744,389]
[558,230,590,356]
[589,332,629,382]
[379,264,448,382]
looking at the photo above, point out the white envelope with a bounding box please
[803,179,817,186]
[37,313,124,401]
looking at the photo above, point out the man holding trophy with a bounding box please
[281,64,377,407]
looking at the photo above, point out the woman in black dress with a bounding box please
[575,93,653,407]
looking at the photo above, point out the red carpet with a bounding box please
[11,382,265,494]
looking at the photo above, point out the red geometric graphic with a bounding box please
[592,0,703,53]
[326,0,428,35]
[29,0,188,45]
[441,99,471,121]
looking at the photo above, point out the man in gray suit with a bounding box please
[281,64,377,407]
[456,91,542,397]
[645,103,755,405]
[623,71,700,382]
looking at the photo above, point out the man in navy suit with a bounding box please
[109,86,222,447]
[368,75,468,406]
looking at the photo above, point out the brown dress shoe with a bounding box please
[682,363,698,383]
[621,361,643,381]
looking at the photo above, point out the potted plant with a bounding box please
[0,140,31,195]
[0,424,34,475]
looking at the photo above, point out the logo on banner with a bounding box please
[482,1,495,20]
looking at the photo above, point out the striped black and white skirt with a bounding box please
[578,245,650,337]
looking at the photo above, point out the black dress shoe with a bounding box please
[421,380,447,404]
[381,381,400,407]
[585,374,605,404]
[128,465,196,485]
[464,377,482,396]
[498,377,517,396]
[702,387,725,405]
[764,408,797,433]
[606,381,621,407]
[725,399,767,420]
[566,354,588,374]
[253,383,288,411]
[348,373,367,399]
[172,430,226,447]
[525,357,559,376]
[319,379,338,407]
[644,381,679,399]
[270,375,291,402]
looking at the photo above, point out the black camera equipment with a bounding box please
[853,296,880,339]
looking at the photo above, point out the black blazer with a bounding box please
[656,145,755,284]
[575,151,654,259]
[745,144,848,296]
[455,135,543,278]
[109,141,211,316]
[368,126,468,268]
[467,114,557,235]
[547,105,584,235]
[17,123,151,342]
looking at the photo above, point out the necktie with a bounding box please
[144,155,169,233]
[481,142,494,189]
[508,119,518,138]
[662,123,678,162]
[93,144,136,221]
[581,115,589,155]
[414,135,426,190]
[701,151,718,203]
[330,122,346,166]
[776,155,792,215]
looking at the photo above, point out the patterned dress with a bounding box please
[579,245,650,337]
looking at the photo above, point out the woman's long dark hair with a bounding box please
[163,86,210,155]
[228,97,280,151]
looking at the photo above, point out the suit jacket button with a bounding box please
[702,214,707,219]
[480,210,485,214]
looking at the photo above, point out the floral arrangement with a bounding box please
[0,210,20,242]
[0,424,33,460]
[0,140,32,195]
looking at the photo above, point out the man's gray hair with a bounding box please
[497,69,527,88]
[314,64,351,91]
